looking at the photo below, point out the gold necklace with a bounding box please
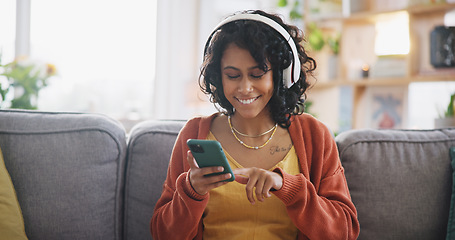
[231,117,277,138]
[228,115,277,150]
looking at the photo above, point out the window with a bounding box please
[31,0,157,120]
[0,1,15,65]
[375,11,410,56]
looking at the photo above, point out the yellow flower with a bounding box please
[46,63,56,76]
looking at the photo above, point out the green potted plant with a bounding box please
[435,93,455,128]
[0,55,56,109]
[278,0,303,20]
[307,22,326,52]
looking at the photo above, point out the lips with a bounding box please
[236,96,260,105]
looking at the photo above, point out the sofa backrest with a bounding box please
[124,120,184,240]
[0,110,127,240]
[336,128,455,239]
[7,109,453,240]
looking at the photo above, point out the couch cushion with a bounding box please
[0,146,28,240]
[447,147,455,239]
[0,109,127,240]
[124,120,184,240]
[336,128,455,240]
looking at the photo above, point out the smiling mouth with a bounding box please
[236,96,260,105]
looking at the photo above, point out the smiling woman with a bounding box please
[151,9,359,240]
[29,0,157,119]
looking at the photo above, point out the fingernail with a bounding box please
[218,167,224,172]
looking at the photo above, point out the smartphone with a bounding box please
[186,139,235,182]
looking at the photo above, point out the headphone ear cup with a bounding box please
[282,65,293,88]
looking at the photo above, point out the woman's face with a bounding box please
[220,43,274,120]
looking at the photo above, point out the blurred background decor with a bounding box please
[0,55,56,109]
[1,0,454,132]
[435,92,455,128]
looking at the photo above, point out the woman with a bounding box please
[151,10,359,239]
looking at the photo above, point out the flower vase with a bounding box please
[10,85,37,110]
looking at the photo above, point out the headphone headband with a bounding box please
[204,13,301,88]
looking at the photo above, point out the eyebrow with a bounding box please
[222,66,264,71]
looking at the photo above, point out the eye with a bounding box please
[223,68,240,80]
[250,73,264,79]
[250,70,267,79]
[226,74,240,79]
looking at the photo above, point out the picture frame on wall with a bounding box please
[363,86,408,129]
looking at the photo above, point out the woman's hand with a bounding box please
[233,168,283,204]
[186,150,231,195]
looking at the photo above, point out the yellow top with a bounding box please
[203,132,299,240]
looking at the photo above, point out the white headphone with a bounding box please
[204,13,301,88]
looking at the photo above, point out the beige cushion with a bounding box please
[0,147,28,240]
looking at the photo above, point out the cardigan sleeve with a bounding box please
[151,118,208,240]
[273,115,360,240]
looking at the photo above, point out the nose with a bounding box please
[238,78,253,94]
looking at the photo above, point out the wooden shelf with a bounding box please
[310,77,346,88]
[314,2,455,23]
[305,0,455,131]
[312,75,455,90]
[407,2,455,14]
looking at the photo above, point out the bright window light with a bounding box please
[0,1,15,107]
[445,9,455,26]
[31,0,157,119]
[0,1,15,62]
[374,11,410,56]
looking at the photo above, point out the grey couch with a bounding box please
[0,109,184,240]
[0,109,454,240]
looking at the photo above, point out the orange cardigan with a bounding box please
[151,113,360,239]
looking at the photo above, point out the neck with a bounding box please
[229,112,276,136]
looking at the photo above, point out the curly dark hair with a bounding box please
[199,10,316,128]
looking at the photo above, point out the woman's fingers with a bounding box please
[234,174,249,185]
[187,153,284,200]
[233,168,283,204]
[186,151,199,169]
[187,150,231,195]
[245,171,258,204]
[263,177,274,198]
[234,168,257,204]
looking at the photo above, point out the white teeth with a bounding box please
[238,97,257,104]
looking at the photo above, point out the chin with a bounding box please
[234,107,269,120]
